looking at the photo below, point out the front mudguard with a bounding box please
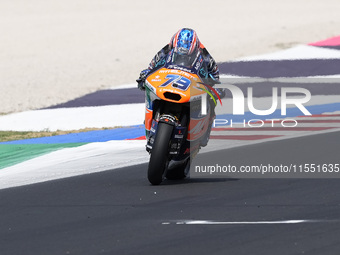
[146,117,187,157]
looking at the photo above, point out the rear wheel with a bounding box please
[147,122,173,185]
[166,159,190,180]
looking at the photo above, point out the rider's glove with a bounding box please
[137,80,145,91]
[136,69,151,91]
[214,88,225,99]
[202,77,225,100]
[205,74,225,99]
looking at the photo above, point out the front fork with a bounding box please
[146,115,187,156]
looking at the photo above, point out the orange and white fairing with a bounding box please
[144,68,211,141]
[145,68,206,104]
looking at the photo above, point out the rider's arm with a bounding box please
[137,44,172,90]
[148,44,172,70]
[201,47,224,99]
[201,48,220,83]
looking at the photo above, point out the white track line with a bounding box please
[162,219,336,225]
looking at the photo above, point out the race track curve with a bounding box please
[1,131,339,255]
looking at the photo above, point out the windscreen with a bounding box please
[171,53,195,68]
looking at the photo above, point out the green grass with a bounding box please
[0,128,118,142]
[0,143,87,169]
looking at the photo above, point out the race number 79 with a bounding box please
[159,74,191,91]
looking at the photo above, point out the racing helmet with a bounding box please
[170,28,200,55]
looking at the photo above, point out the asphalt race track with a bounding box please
[1,131,339,255]
[1,36,340,255]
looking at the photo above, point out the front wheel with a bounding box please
[147,122,173,185]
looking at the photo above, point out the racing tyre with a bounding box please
[148,122,173,185]
[166,159,190,180]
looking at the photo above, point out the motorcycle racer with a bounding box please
[137,28,220,91]
[137,28,224,147]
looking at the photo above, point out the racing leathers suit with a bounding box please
[137,43,223,147]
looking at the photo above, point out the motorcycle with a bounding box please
[143,50,219,185]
